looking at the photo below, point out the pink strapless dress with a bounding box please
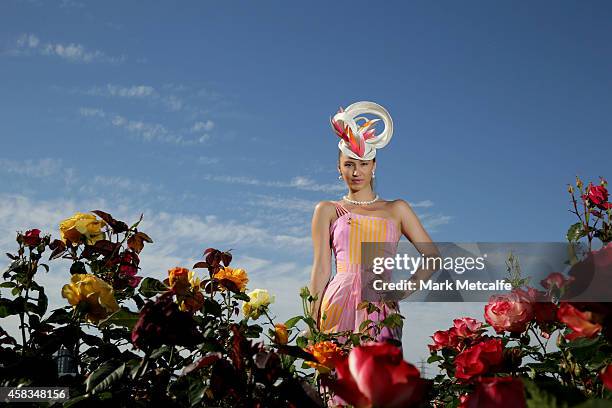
[317,201,402,343]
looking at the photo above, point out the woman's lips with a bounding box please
[351,179,364,183]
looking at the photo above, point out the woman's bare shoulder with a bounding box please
[386,199,414,216]
[312,201,337,218]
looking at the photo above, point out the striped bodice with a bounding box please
[330,201,400,274]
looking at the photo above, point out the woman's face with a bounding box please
[338,153,376,190]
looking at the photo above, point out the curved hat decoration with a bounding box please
[330,101,394,160]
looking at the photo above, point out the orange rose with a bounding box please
[557,303,602,341]
[274,323,289,345]
[305,341,344,373]
[167,267,190,288]
[213,267,249,292]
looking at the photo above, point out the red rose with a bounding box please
[534,302,556,324]
[454,338,503,380]
[582,184,610,209]
[540,272,574,291]
[601,364,612,391]
[484,289,534,334]
[23,229,42,247]
[325,342,430,408]
[429,328,460,352]
[557,302,602,340]
[459,377,526,408]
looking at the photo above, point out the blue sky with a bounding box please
[1,0,611,373]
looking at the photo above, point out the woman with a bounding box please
[308,101,437,344]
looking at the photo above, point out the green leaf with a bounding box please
[35,287,48,316]
[359,319,373,332]
[149,345,170,359]
[89,362,126,394]
[296,336,307,348]
[233,292,250,302]
[0,298,23,317]
[62,395,89,408]
[203,298,222,317]
[567,222,587,242]
[43,308,71,324]
[380,313,403,329]
[138,277,168,298]
[565,336,600,349]
[573,400,612,408]
[99,307,140,330]
[523,378,561,408]
[187,375,206,405]
[81,333,104,347]
[427,354,443,363]
[0,282,16,288]
[86,361,121,393]
[284,315,303,329]
[244,324,263,338]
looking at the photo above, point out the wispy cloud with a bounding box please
[410,200,434,208]
[191,120,215,132]
[198,156,220,165]
[0,158,63,178]
[202,174,345,193]
[78,107,208,145]
[85,83,185,112]
[246,195,317,213]
[88,84,155,98]
[84,176,152,195]
[419,213,452,231]
[79,107,105,117]
[10,33,125,64]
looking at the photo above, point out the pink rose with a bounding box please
[484,289,534,334]
[453,317,483,338]
[540,272,574,291]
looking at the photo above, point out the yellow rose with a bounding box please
[242,288,274,320]
[213,267,249,292]
[59,212,106,246]
[61,273,119,323]
[274,323,289,345]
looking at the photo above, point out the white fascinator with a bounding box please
[330,101,394,160]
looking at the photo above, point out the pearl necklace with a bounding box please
[342,194,379,206]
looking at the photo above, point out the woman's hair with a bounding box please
[337,150,376,191]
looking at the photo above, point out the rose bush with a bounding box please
[1,176,611,407]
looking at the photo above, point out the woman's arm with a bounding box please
[308,201,334,327]
[394,199,441,297]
